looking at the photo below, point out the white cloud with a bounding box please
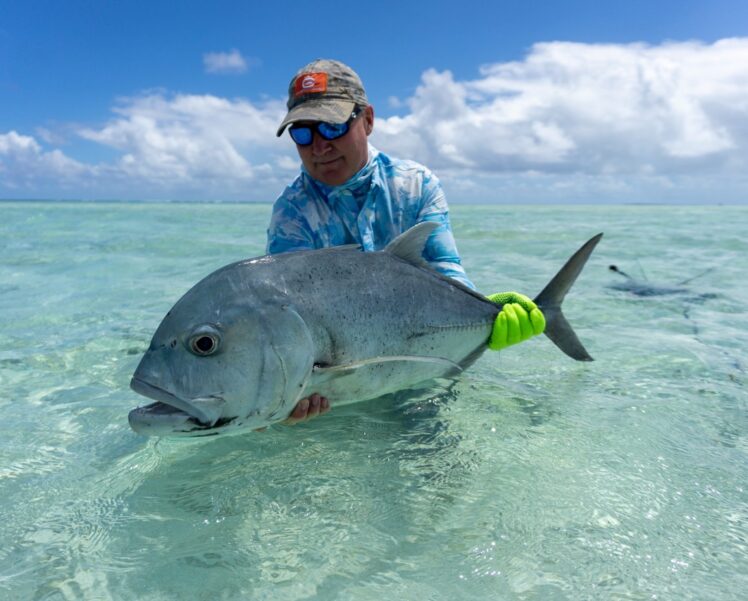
[0,130,89,191]
[1,93,299,200]
[74,92,297,199]
[387,96,404,109]
[35,127,67,146]
[2,38,748,202]
[203,49,252,74]
[374,39,748,186]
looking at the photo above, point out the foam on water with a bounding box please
[1,202,746,600]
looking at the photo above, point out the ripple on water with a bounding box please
[2,204,748,600]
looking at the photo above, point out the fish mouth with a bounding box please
[129,378,228,434]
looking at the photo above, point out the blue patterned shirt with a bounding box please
[266,146,474,289]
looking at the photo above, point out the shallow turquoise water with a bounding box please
[1,202,746,600]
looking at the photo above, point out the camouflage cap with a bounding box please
[276,59,369,137]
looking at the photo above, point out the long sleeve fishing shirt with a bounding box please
[266,146,474,289]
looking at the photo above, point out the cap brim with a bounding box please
[276,99,356,137]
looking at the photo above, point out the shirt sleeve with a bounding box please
[266,193,315,254]
[417,171,476,290]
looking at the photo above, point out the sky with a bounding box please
[2,0,748,204]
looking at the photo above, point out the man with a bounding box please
[267,59,544,424]
[268,59,473,288]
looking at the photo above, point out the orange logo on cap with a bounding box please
[294,72,328,96]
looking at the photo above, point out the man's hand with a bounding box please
[284,393,330,425]
[253,393,330,431]
[486,292,545,351]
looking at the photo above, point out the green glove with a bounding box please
[486,292,546,351]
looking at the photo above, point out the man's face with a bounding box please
[295,106,374,186]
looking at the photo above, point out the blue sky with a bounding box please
[2,0,748,203]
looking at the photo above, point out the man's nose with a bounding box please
[311,131,333,154]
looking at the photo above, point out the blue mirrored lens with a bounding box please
[289,127,313,145]
[289,118,352,146]
[317,122,349,140]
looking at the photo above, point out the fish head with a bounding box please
[129,267,314,437]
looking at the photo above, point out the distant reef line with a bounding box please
[2,198,746,206]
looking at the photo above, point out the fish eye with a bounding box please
[188,327,221,356]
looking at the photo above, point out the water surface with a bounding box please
[1,202,746,600]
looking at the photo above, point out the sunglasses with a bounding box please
[288,108,362,146]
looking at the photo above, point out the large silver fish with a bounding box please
[129,223,602,437]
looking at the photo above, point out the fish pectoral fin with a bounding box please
[307,355,465,402]
[313,355,463,377]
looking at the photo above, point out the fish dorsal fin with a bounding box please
[384,222,440,266]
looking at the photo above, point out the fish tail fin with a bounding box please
[533,234,603,361]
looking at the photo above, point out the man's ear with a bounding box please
[364,105,375,135]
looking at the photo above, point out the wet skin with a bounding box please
[284,393,330,424]
[253,394,329,431]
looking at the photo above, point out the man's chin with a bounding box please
[313,161,350,186]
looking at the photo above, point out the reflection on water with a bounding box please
[1,203,747,600]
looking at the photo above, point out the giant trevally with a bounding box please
[129,223,603,437]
